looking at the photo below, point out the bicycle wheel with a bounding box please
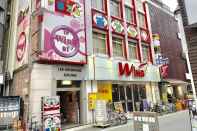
[120,115,127,124]
[109,113,120,126]
[110,117,120,126]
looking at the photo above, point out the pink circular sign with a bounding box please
[50,25,80,58]
[16,32,26,61]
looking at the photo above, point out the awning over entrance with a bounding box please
[163,79,189,86]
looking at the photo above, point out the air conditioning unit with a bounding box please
[185,73,191,80]
[177,32,182,40]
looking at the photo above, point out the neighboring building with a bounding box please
[174,8,197,100]
[6,0,161,129]
[147,0,189,104]
[0,0,11,95]
[178,0,197,95]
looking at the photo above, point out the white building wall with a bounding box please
[29,63,97,124]
[29,64,54,123]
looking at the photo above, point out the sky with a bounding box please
[162,0,178,11]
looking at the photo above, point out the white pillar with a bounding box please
[29,64,53,123]
[80,80,97,124]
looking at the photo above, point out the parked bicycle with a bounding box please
[107,102,127,126]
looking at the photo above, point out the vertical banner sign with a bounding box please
[39,0,87,64]
[15,0,30,69]
[41,96,61,131]
[97,83,112,102]
[88,93,97,110]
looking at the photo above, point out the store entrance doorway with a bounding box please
[56,81,81,129]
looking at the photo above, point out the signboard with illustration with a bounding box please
[114,102,124,113]
[133,112,159,131]
[41,96,61,131]
[127,25,138,38]
[111,19,124,34]
[93,13,108,29]
[33,0,84,18]
[15,0,30,69]
[38,0,86,64]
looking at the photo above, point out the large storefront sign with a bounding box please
[91,57,161,82]
[38,3,87,64]
[41,96,61,131]
[15,0,30,69]
[52,65,85,80]
[118,62,146,77]
[50,25,80,58]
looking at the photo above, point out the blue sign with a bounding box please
[156,55,169,65]
[96,16,105,27]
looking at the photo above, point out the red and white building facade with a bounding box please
[7,0,161,127]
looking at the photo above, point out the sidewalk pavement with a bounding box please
[63,122,133,131]
[192,118,197,131]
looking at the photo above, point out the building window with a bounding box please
[112,84,147,112]
[93,32,107,55]
[112,37,124,57]
[92,0,105,11]
[125,0,133,5]
[136,0,144,12]
[126,86,134,112]
[138,12,146,28]
[112,85,126,112]
[142,44,150,62]
[110,0,121,17]
[125,6,133,23]
[128,41,137,60]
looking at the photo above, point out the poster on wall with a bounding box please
[38,0,87,64]
[15,0,30,69]
[41,96,61,131]
[97,83,112,102]
[88,93,97,110]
